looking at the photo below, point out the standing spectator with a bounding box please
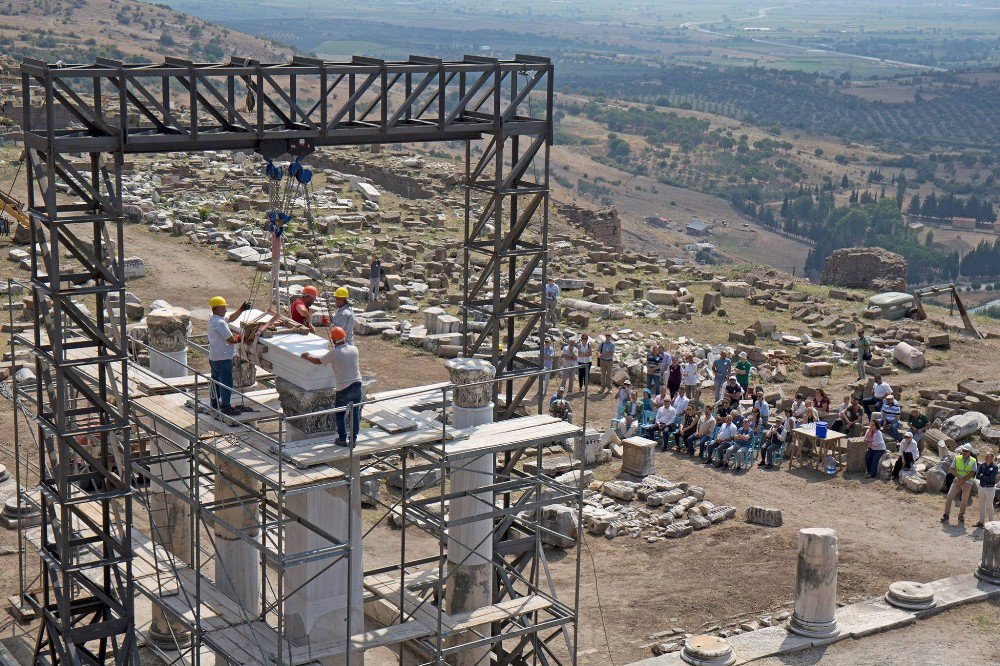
[975,451,997,528]
[711,350,732,401]
[659,347,673,390]
[689,405,715,456]
[892,431,920,480]
[560,340,578,393]
[831,395,863,435]
[654,400,678,450]
[907,405,930,444]
[734,351,752,394]
[865,420,887,479]
[665,356,682,399]
[880,394,902,440]
[369,254,383,301]
[615,380,632,413]
[681,354,699,398]
[812,388,831,415]
[855,328,872,381]
[540,336,555,396]
[577,333,593,389]
[544,277,560,325]
[943,444,978,524]
[598,333,616,393]
[752,392,771,434]
[646,344,663,394]
[861,376,893,418]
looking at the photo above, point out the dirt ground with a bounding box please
[0,198,998,665]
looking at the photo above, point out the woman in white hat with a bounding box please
[734,350,752,394]
[891,431,920,480]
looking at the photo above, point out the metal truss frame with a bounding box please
[19,54,553,666]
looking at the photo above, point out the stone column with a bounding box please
[444,358,496,666]
[975,521,1000,585]
[146,428,193,650]
[276,378,363,666]
[214,459,261,615]
[788,527,840,639]
[146,307,191,379]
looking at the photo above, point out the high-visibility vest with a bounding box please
[955,455,977,477]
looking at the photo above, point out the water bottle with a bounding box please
[825,454,837,476]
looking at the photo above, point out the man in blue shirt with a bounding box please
[545,277,560,325]
[712,350,732,402]
[880,394,902,441]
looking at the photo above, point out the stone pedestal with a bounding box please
[788,527,840,639]
[975,521,1000,585]
[444,358,496,666]
[147,430,193,649]
[680,635,735,666]
[884,581,935,611]
[277,379,363,666]
[621,437,657,477]
[146,307,191,379]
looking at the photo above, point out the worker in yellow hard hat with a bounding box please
[301,325,362,446]
[207,296,250,416]
[329,286,355,344]
[290,284,318,333]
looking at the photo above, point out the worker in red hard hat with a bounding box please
[301,326,363,446]
[290,285,318,333]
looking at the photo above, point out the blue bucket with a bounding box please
[816,421,828,439]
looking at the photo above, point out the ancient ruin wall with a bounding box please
[554,202,624,250]
[820,247,908,292]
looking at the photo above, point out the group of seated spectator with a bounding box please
[585,367,938,478]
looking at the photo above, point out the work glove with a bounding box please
[241,301,251,311]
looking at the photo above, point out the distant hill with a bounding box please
[0,0,293,65]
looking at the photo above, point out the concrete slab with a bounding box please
[918,573,1000,618]
[836,599,915,638]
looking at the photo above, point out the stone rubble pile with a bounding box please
[582,475,737,542]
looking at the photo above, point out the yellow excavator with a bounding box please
[0,188,29,242]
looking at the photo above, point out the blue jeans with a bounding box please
[209,359,233,409]
[866,448,885,479]
[647,374,660,394]
[335,381,363,445]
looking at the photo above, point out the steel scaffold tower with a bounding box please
[18,54,558,666]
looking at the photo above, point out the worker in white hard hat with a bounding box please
[330,286,355,344]
[207,296,250,416]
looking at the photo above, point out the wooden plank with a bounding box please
[443,595,552,635]
[285,427,452,469]
[444,421,579,459]
[365,574,456,632]
[203,433,347,489]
